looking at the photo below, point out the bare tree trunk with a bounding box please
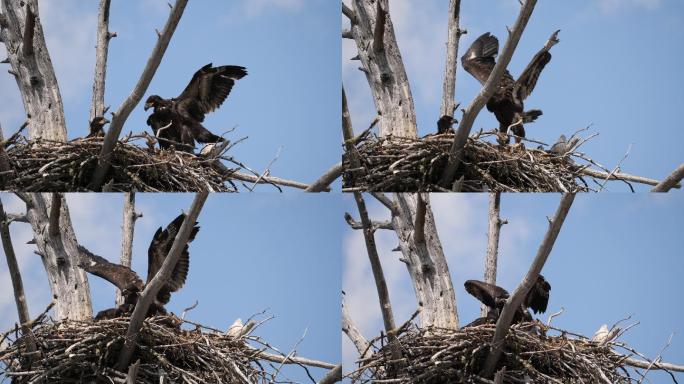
[117,192,138,306]
[90,0,114,121]
[346,0,417,138]
[0,0,67,141]
[482,192,505,316]
[22,193,92,320]
[392,193,459,329]
[439,0,463,120]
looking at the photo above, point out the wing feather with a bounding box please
[462,33,499,85]
[515,51,551,101]
[176,63,247,121]
[464,280,509,309]
[525,275,551,314]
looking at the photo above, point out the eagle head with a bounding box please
[90,116,110,128]
[144,95,164,111]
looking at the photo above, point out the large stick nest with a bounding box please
[3,137,245,192]
[0,315,301,384]
[343,133,592,192]
[350,323,642,384]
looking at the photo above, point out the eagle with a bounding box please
[461,31,558,145]
[463,275,551,327]
[78,213,199,320]
[86,116,110,138]
[144,63,247,153]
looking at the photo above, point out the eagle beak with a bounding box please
[144,102,153,111]
[103,118,111,124]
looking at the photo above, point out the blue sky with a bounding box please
[0,193,342,382]
[342,0,684,191]
[343,193,684,380]
[0,0,340,190]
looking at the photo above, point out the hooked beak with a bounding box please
[102,118,111,125]
[144,102,153,111]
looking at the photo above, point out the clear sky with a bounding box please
[0,0,340,190]
[343,193,684,381]
[342,0,684,192]
[0,193,342,382]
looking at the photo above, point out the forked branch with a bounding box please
[482,193,575,377]
[91,0,189,190]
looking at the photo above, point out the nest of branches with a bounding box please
[0,315,298,384]
[343,133,591,192]
[3,137,243,192]
[350,323,641,384]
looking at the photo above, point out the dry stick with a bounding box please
[90,0,114,121]
[91,0,189,190]
[317,364,342,384]
[0,198,36,354]
[116,190,208,371]
[229,170,315,191]
[652,163,684,192]
[47,192,60,237]
[622,356,684,373]
[578,167,680,189]
[344,212,393,231]
[248,348,337,369]
[117,192,138,306]
[482,192,506,317]
[440,0,539,186]
[305,162,342,192]
[482,193,576,377]
[439,0,463,119]
[125,359,140,384]
[413,193,426,244]
[342,293,372,359]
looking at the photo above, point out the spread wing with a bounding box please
[514,50,552,101]
[175,63,247,122]
[147,213,199,304]
[525,275,551,314]
[464,280,509,309]
[78,245,143,293]
[462,33,499,85]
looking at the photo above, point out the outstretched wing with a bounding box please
[78,245,143,293]
[461,33,499,85]
[525,275,551,314]
[515,50,552,101]
[147,213,199,304]
[175,63,247,122]
[464,280,509,309]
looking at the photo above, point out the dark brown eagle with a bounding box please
[78,213,199,320]
[145,63,247,152]
[461,31,558,144]
[86,116,110,138]
[463,275,551,327]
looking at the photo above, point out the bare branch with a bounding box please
[353,191,401,360]
[48,192,60,237]
[91,0,189,190]
[116,190,208,371]
[482,192,505,317]
[622,356,684,372]
[371,192,395,213]
[125,360,140,384]
[344,212,393,230]
[21,3,35,56]
[439,0,463,119]
[0,197,36,354]
[305,162,342,192]
[651,163,684,192]
[372,1,386,53]
[117,192,138,306]
[317,365,342,384]
[440,1,541,186]
[342,293,372,359]
[341,2,356,24]
[230,170,317,191]
[413,193,426,244]
[90,0,114,121]
[482,193,575,377]
[580,167,680,189]
[247,347,337,369]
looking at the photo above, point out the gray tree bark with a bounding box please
[90,0,114,121]
[345,0,417,138]
[439,0,463,120]
[117,192,138,306]
[392,193,459,329]
[22,193,92,320]
[0,0,66,141]
[482,192,505,316]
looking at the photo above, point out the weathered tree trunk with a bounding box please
[23,193,92,320]
[0,0,67,141]
[482,192,505,316]
[347,0,417,138]
[392,193,458,329]
[117,192,137,306]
